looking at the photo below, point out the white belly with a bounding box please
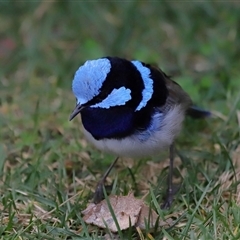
[82,105,185,158]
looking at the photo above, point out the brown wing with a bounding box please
[152,65,192,112]
[164,77,192,108]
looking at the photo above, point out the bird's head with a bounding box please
[69,57,162,121]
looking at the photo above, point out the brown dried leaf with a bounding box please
[82,193,166,232]
[135,204,159,230]
[136,204,173,230]
[82,193,143,232]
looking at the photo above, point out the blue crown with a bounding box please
[72,58,111,105]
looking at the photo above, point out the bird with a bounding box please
[69,56,210,208]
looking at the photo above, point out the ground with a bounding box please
[0,2,240,239]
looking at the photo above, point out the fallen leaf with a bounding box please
[135,204,159,229]
[82,193,161,232]
[82,193,142,232]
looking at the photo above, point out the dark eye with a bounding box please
[97,91,108,101]
[101,91,108,99]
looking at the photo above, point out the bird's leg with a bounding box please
[161,143,179,209]
[93,157,119,204]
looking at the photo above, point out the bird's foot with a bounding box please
[93,180,112,204]
[161,184,181,209]
[93,157,119,204]
[93,179,105,204]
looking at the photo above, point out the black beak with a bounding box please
[69,104,84,121]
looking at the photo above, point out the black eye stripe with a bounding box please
[86,89,110,106]
[103,57,144,109]
[86,57,144,108]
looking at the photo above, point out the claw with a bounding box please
[92,157,119,204]
[93,180,105,204]
[161,184,180,209]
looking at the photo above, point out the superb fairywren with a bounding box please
[70,57,210,208]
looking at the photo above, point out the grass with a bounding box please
[1,1,240,239]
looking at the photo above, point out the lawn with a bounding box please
[0,2,240,239]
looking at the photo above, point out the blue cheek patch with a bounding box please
[72,58,111,105]
[131,61,153,111]
[91,87,132,109]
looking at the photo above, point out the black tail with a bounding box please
[187,106,211,119]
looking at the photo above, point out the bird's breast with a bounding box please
[81,105,186,158]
